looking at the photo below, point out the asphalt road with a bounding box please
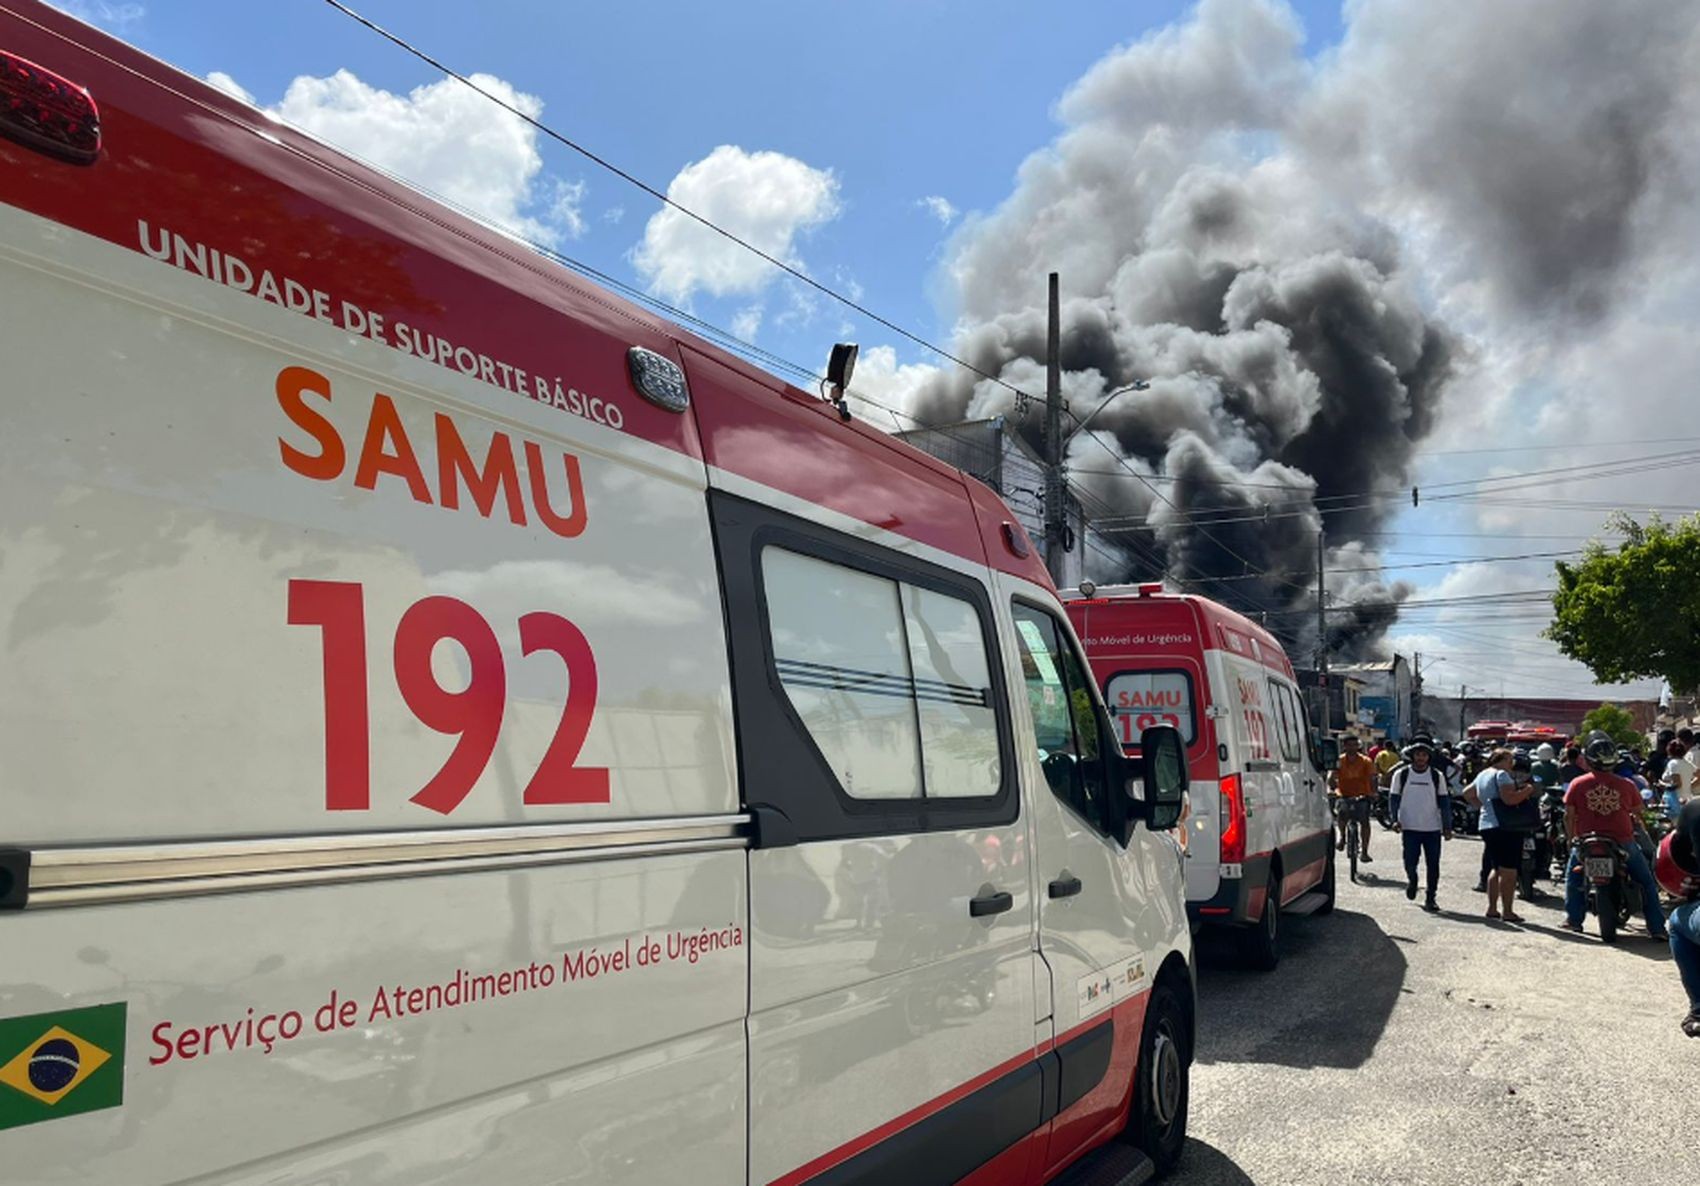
[1179,831,1695,1185]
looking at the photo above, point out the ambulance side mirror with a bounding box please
[1139,724,1188,831]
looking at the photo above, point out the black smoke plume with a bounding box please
[903,0,1695,661]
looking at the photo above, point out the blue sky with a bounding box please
[94,0,1342,381]
[54,1,1688,702]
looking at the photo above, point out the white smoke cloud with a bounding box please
[633,146,840,304]
[843,346,941,427]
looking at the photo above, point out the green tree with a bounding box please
[1578,703,1642,750]
[1546,513,1700,691]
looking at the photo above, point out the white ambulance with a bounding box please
[1066,585,1335,970]
[0,5,1195,1184]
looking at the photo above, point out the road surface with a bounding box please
[1180,832,1694,1184]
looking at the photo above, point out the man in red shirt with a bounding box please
[1562,731,1668,938]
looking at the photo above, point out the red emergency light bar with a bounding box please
[0,49,100,164]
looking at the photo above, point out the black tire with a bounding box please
[1596,885,1618,943]
[1347,823,1359,884]
[1127,982,1190,1173]
[1517,862,1536,902]
[1239,871,1281,971]
[1317,845,1336,916]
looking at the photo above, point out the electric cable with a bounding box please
[319,0,1044,408]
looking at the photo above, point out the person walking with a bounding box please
[1391,739,1451,913]
[1333,734,1377,860]
[1655,798,1700,1037]
[1562,732,1669,940]
[1474,749,1536,921]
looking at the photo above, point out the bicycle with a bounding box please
[1333,795,1373,883]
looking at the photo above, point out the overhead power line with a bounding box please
[319,0,1041,407]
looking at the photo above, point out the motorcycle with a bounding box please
[1374,785,1394,830]
[1542,791,1568,880]
[1574,832,1635,942]
[1516,831,1548,901]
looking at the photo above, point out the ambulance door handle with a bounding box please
[1048,873,1083,899]
[969,888,1015,918]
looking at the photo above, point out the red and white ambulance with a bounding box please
[0,5,1196,1184]
[1065,585,1334,969]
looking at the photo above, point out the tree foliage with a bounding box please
[1578,703,1642,750]
[1546,513,1700,691]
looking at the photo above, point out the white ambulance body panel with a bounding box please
[0,6,1195,1184]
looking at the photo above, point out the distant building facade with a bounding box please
[1330,657,1414,743]
[894,417,1091,589]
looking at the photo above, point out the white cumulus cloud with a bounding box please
[633,145,840,304]
[731,304,764,341]
[918,195,958,226]
[205,71,255,105]
[49,1,144,29]
[262,68,583,246]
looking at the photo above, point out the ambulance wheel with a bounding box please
[1239,872,1281,971]
[1128,982,1189,1172]
[1316,847,1336,916]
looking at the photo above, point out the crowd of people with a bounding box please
[1332,727,1700,1038]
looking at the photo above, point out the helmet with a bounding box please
[1511,752,1533,776]
[1534,743,1556,761]
[1656,831,1700,900]
[1403,739,1434,760]
[1583,731,1618,770]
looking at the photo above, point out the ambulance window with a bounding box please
[762,549,1001,802]
[1105,669,1197,748]
[1267,678,1302,763]
[764,549,923,799]
[903,584,1002,798]
[1012,603,1110,834]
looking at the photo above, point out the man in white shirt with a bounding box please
[1391,738,1453,913]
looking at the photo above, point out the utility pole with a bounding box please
[1315,529,1328,712]
[1412,652,1424,738]
[1459,685,1470,739]
[1043,271,1066,583]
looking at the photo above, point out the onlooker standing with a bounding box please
[1649,729,1676,786]
[1391,740,1451,913]
[1655,798,1700,1037]
[1375,741,1402,790]
[1681,727,1699,769]
[1556,744,1585,790]
[1333,735,1377,861]
[1562,732,1668,940]
[1663,739,1696,802]
[1475,750,1536,922]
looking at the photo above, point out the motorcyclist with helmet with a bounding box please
[1562,731,1669,940]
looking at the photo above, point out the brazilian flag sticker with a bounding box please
[0,1003,126,1131]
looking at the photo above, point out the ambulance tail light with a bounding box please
[1219,774,1246,863]
[0,50,100,165]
